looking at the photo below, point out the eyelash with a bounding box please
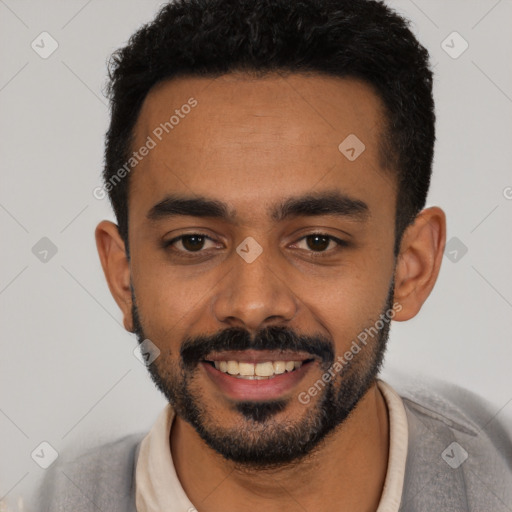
[163,232,349,259]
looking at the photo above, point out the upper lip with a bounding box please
[203,349,316,364]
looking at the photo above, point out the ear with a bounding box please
[392,206,446,321]
[95,220,134,332]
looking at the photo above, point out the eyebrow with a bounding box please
[147,191,370,224]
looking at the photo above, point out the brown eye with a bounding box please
[305,234,331,252]
[293,233,348,255]
[180,235,206,252]
[164,233,217,255]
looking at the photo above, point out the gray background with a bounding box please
[1,0,511,509]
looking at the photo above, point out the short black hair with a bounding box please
[103,0,435,256]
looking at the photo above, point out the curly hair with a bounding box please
[104,0,435,256]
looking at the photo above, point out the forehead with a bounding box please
[136,72,385,152]
[129,72,394,225]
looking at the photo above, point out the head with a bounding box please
[96,0,446,469]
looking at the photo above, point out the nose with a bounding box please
[211,241,299,333]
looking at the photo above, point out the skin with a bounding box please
[95,72,446,511]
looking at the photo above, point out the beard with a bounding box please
[131,279,395,470]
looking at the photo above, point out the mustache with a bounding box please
[180,325,334,369]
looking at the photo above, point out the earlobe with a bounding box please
[392,207,446,321]
[95,221,134,332]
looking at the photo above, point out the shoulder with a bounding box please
[32,432,145,512]
[388,372,512,445]
[382,371,512,511]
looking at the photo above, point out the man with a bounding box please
[36,0,512,510]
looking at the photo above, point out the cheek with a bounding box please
[301,259,394,345]
[131,260,221,350]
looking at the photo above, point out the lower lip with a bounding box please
[202,361,314,401]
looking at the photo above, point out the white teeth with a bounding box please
[227,361,239,375]
[255,361,274,377]
[273,361,286,374]
[211,359,304,377]
[239,362,255,376]
[236,375,270,380]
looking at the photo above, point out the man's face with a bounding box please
[127,72,398,467]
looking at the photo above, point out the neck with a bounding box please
[171,381,389,512]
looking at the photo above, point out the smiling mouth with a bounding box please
[203,359,315,379]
